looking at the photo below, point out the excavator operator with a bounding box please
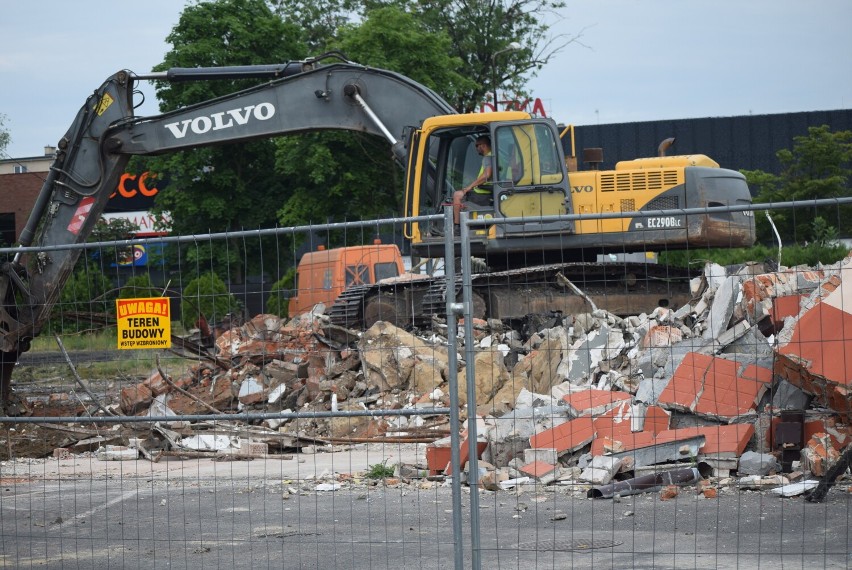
[453,135,493,228]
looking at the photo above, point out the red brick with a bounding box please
[770,294,803,330]
[740,363,773,384]
[590,432,656,456]
[444,438,487,474]
[693,377,766,419]
[592,402,634,440]
[644,406,672,434]
[660,353,768,420]
[643,325,683,348]
[120,383,153,415]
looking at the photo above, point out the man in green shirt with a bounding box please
[452,135,493,228]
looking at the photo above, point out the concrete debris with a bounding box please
[770,480,820,497]
[12,255,852,501]
[738,450,781,475]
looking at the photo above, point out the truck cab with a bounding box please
[288,243,405,318]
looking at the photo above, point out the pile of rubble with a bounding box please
[47,254,852,496]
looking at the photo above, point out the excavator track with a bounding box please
[327,284,373,329]
[329,261,697,329]
[421,261,697,322]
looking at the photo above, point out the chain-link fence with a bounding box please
[2,199,852,568]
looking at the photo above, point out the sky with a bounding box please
[1,0,850,158]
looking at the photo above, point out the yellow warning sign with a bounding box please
[95,92,115,116]
[116,297,172,350]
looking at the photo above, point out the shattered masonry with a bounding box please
[19,253,852,496]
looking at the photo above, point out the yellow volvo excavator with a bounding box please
[0,52,754,409]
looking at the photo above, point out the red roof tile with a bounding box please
[659,352,769,420]
[655,424,754,456]
[779,302,852,386]
[529,416,595,454]
[562,389,632,416]
[520,460,558,478]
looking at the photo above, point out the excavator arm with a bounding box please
[0,54,456,406]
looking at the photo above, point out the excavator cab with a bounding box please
[404,112,574,261]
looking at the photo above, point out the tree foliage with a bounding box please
[398,0,577,113]
[145,0,585,273]
[49,267,114,334]
[148,0,307,277]
[180,272,242,329]
[335,6,471,100]
[743,125,852,243]
[118,274,162,300]
[272,0,581,112]
[0,114,10,155]
[265,267,296,318]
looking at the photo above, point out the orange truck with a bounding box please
[289,243,410,321]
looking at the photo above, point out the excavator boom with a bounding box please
[0,55,459,407]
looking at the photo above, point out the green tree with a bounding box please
[265,267,296,317]
[0,114,10,155]
[49,266,114,334]
[118,274,162,300]
[744,125,852,244]
[180,272,242,329]
[272,0,583,113]
[335,6,471,101]
[88,217,139,268]
[148,0,307,278]
[387,0,582,113]
[274,5,468,229]
[270,0,358,52]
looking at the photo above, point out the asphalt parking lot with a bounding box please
[1,449,851,569]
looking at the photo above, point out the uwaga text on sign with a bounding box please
[116,297,172,350]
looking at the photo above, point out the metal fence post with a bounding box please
[443,206,465,570]
[459,211,482,570]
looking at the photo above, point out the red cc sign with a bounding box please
[110,172,160,199]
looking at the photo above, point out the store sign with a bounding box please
[101,210,172,236]
[479,97,549,117]
[110,172,161,199]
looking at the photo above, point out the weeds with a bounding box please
[365,461,396,479]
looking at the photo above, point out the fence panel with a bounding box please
[455,199,852,568]
[2,199,852,568]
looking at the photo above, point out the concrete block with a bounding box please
[579,455,623,485]
[486,434,530,468]
[737,451,780,475]
[523,447,558,466]
[53,448,72,459]
[239,441,269,457]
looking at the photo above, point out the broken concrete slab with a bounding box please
[523,447,558,466]
[579,455,623,485]
[738,451,781,475]
[610,434,705,468]
[769,480,820,497]
[703,275,739,340]
[774,259,852,417]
